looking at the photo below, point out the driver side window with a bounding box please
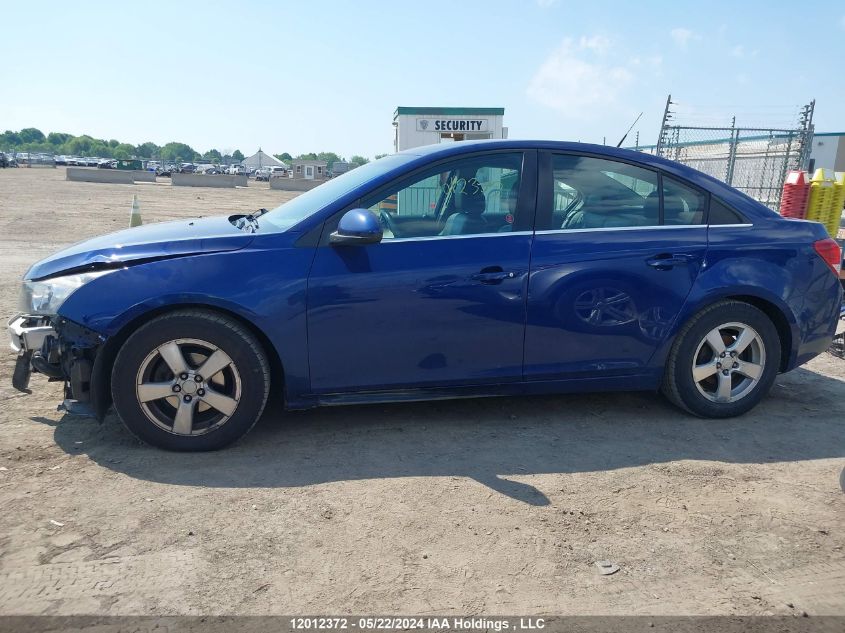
[363,153,523,240]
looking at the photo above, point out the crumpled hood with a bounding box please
[25,216,254,280]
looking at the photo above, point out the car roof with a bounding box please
[398,139,776,220]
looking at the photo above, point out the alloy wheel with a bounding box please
[134,338,242,436]
[691,322,766,404]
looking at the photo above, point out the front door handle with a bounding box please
[646,253,696,270]
[471,266,516,284]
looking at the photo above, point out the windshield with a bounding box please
[261,154,414,231]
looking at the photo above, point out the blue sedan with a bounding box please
[8,140,843,450]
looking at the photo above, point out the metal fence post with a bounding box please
[725,117,738,186]
[656,94,672,155]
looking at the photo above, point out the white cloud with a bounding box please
[536,0,559,7]
[840,15,845,29]
[730,45,745,58]
[578,35,611,54]
[630,55,663,70]
[526,37,635,118]
[670,27,698,49]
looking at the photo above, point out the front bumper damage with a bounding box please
[8,314,107,417]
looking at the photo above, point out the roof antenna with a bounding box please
[616,112,643,148]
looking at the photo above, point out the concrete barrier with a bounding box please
[171,173,247,188]
[270,178,323,192]
[66,168,157,184]
[66,167,133,184]
[132,170,157,183]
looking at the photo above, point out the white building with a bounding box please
[809,132,845,173]
[393,106,507,152]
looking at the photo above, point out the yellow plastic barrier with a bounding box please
[806,168,836,237]
[832,173,845,239]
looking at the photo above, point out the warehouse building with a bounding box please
[393,106,507,152]
[808,132,845,172]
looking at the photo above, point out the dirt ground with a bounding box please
[0,167,843,616]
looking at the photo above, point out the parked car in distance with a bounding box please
[227,164,247,175]
[8,140,842,451]
[254,167,271,181]
[0,152,8,168]
[179,163,197,173]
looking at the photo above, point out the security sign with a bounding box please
[416,118,490,133]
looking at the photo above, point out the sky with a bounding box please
[1,0,843,159]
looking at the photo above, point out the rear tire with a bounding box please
[662,300,781,418]
[112,310,270,451]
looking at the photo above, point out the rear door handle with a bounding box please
[646,253,696,270]
[471,266,516,284]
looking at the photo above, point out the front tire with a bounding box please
[662,300,781,418]
[112,310,271,451]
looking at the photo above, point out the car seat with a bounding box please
[440,178,487,235]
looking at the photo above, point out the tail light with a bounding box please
[813,238,842,276]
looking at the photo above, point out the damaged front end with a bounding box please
[9,215,258,421]
[9,264,118,418]
[9,313,108,418]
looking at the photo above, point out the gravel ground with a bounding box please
[0,168,843,616]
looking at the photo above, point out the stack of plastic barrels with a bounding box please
[779,170,809,219]
[807,169,837,238]
[780,168,844,238]
[833,173,845,238]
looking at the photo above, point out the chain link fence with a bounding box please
[641,98,815,210]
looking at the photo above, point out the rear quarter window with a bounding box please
[709,199,746,225]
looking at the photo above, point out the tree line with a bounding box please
[0,128,385,166]
[273,152,381,168]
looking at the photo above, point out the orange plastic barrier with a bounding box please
[779,170,809,219]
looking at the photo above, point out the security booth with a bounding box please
[393,107,507,152]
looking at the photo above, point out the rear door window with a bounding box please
[546,154,660,230]
[662,175,707,225]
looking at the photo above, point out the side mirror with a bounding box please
[330,208,383,246]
